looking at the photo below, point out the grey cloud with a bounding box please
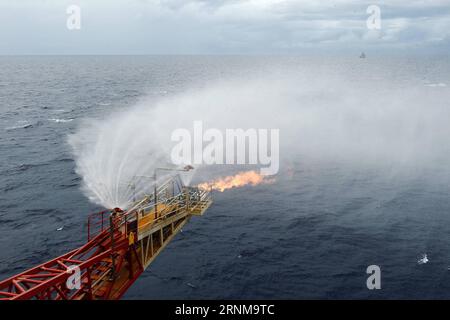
[0,0,448,54]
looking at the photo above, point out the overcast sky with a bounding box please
[0,0,449,54]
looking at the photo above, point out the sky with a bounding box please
[0,0,449,55]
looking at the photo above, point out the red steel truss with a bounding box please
[0,181,213,300]
[0,209,143,300]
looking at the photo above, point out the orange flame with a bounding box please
[197,170,274,192]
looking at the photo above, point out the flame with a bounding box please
[197,170,274,192]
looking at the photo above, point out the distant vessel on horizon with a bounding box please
[360,52,366,59]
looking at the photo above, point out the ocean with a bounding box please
[1,55,450,299]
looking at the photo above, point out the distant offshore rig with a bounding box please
[0,172,212,300]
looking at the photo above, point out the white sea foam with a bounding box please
[425,82,447,87]
[5,121,33,130]
[49,118,74,123]
[418,254,429,264]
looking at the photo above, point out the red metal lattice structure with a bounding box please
[0,176,213,300]
[0,209,143,300]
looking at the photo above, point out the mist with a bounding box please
[68,68,450,209]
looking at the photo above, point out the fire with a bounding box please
[197,170,274,192]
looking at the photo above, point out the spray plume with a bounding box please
[68,67,450,209]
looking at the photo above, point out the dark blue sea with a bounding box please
[1,55,450,299]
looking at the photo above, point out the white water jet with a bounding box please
[68,70,450,209]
